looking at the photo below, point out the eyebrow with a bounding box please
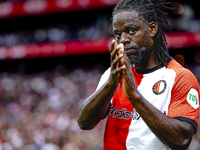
[124,22,138,28]
[113,29,119,33]
[112,21,139,33]
[113,23,137,33]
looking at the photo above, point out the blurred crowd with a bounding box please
[0,0,25,2]
[0,1,199,150]
[0,62,198,150]
[0,3,199,47]
[0,11,113,46]
[0,65,106,150]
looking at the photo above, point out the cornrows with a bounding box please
[112,0,175,66]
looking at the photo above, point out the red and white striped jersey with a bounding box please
[96,58,199,150]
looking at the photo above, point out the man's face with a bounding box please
[113,10,155,68]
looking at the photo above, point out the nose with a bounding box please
[120,32,130,45]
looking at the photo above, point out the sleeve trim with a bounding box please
[173,116,197,134]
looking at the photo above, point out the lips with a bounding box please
[125,49,134,54]
[124,47,146,56]
[124,47,138,55]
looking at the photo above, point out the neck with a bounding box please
[135,51,158,70]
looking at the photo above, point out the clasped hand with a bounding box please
[109,40,138,100]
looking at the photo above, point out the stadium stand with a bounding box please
[0,0,199,149]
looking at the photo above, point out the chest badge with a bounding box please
[152,80,167,95]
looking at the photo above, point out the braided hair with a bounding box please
[112,0,173,66]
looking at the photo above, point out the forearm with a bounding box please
[130,95,194,149]
[77,40,124,130]
[77,78,118,130]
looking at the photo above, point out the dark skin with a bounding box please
[77,10,194,150]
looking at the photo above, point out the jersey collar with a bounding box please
[134,57,174,74]
[135,65,163,74]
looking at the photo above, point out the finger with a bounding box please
[112,65,126,75]
[122,50,131,68]
[111,44,124,70]
[119,44,125,66]
[109,39,115,53]
[111,44,124,62]
[112,54,123,69]
[118,44,124,55]
[110,40,118,63]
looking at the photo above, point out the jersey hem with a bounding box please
[173,116,197,134]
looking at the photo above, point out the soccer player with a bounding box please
[77,0,200,149]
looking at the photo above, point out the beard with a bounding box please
[126,47,153,68]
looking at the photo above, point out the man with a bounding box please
[77,0,200,149]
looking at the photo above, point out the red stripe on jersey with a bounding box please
[104,66,143,150]
[132,67,143,87]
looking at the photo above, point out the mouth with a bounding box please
[125,49,134,55]
[124,47,138,56]
[124,47,146,56]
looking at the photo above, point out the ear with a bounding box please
[148,21,158,37]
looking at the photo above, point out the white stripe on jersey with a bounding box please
[126,66,176,150]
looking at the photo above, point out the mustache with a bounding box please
[124,46,139,51]
[125,47,146,56]
[124,46,146,51]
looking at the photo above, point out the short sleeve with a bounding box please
[167,68,199,133]
[96,67,111,91]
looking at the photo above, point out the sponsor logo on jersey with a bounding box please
[109,106,140,120]
[186,88,199,109]
[152,80,167,95]
[109,106,167,120]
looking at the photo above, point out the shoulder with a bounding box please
[167,59,199,98]
[167,60,199,128]
[167,59,198,86]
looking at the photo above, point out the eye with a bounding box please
[129,29,136,35]
[114,32,121,38]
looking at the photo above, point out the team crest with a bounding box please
[152,80,167,95]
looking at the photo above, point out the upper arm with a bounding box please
[168,69,199,134]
